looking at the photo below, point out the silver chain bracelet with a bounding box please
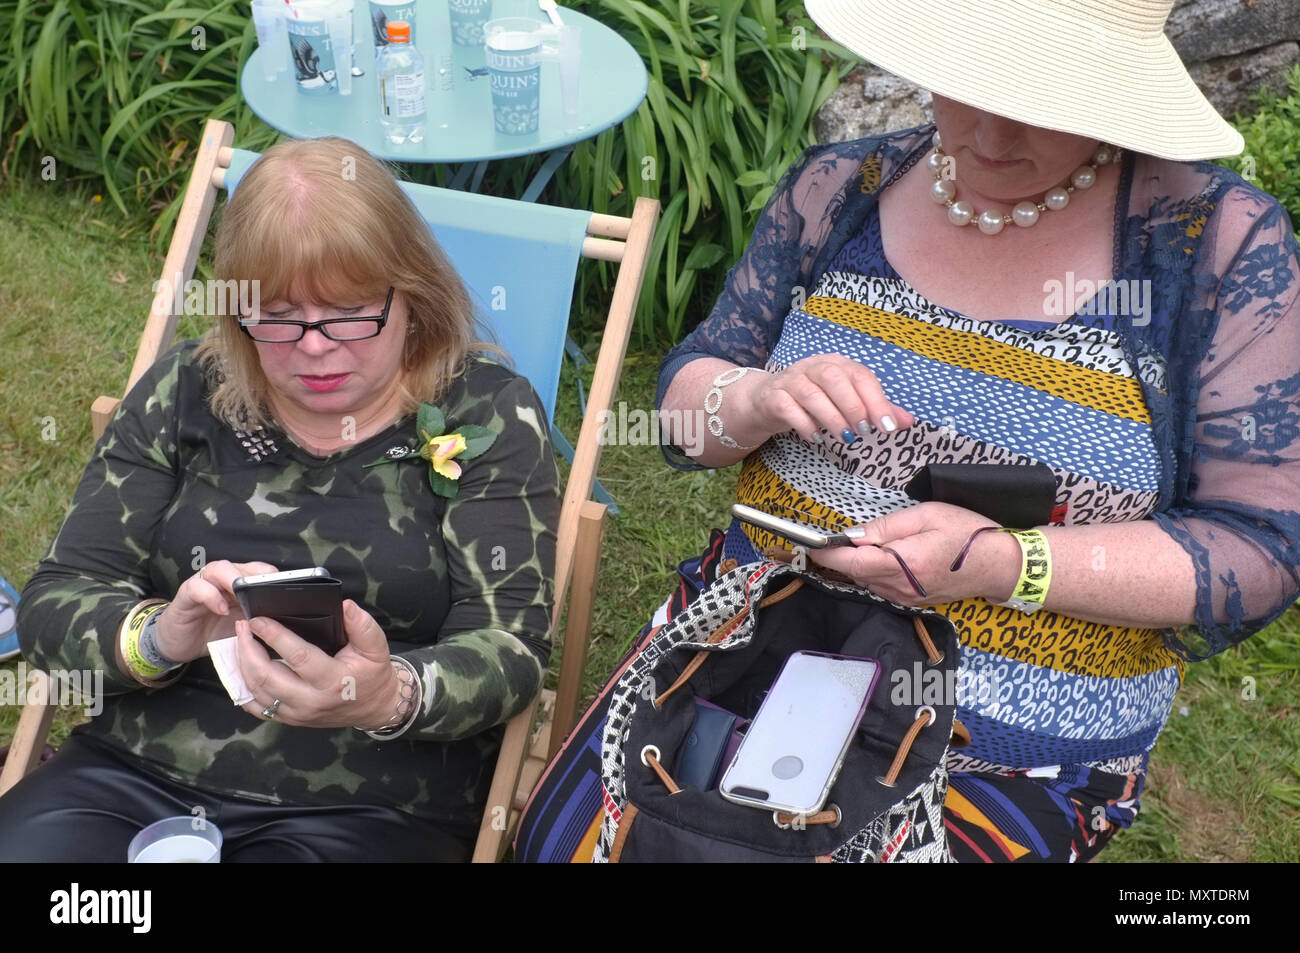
[705,366,759,450]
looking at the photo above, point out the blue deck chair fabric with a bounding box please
[0,574,19,662]
[224,149,590,426]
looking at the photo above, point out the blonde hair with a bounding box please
[198,136,484,430]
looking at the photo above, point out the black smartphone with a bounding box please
[231,568,346,655]
[731,504,865,548]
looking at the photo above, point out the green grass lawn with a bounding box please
[1,171,1296,861]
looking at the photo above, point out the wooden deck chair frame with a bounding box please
[0,118,658,863]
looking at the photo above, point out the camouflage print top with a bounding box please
[18,341,559,827]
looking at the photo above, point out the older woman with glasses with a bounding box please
[2,137,560,862]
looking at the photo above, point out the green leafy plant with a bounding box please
[551,0,854,344]
[1,0,279,243]
[1217,64,1300,234]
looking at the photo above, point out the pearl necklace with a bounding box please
[927,131,1121,235]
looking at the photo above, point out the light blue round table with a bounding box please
[241,1,646,197]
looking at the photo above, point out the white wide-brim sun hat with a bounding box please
[804,0,1244,161]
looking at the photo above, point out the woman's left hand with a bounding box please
[809,502,1021,606]
[237,599,402,730]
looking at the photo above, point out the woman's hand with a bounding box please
[810,502,1021,605]
[742,354,915,444]
[236,599,403,730]
[661,355,915,468]
[153,560,280,664]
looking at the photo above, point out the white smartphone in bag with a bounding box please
[719,651,880,816]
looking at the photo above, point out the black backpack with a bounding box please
[517,560,968,863]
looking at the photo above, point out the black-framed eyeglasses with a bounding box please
[239,287,395,343]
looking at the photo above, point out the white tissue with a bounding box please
[207,637,254,706]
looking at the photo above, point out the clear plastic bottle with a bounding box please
[376,20,426,144]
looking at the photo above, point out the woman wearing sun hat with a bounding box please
[651,0,1300,860]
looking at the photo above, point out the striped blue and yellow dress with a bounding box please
[708,215,1182,862]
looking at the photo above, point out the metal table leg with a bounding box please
[521,146,575,203]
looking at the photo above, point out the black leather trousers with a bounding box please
[0,734,473,862]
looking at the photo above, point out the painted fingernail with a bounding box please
[880,414,898,432]
[840,428,858,445]
[857,419,871,436]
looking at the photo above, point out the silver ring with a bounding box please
[261,698,281,720]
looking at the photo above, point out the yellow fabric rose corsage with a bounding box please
[364,403,498,498]
[422,431,467,480]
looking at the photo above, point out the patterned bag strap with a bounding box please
[653,570,949,708]
[652,577,805,708]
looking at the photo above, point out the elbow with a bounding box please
[500,636,547,721]
[499,659,545,725]
[14,596,48,669]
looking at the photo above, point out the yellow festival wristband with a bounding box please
[995,529,1052,614]
[119,600,172,682]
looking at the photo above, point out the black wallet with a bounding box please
[678,700,740,791]
[903,463,1056,528]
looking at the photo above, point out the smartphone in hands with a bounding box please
[719,651,880,816]
[232,568,346,655]
[731,504,865,548]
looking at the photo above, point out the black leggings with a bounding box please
[0,734,473,862]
